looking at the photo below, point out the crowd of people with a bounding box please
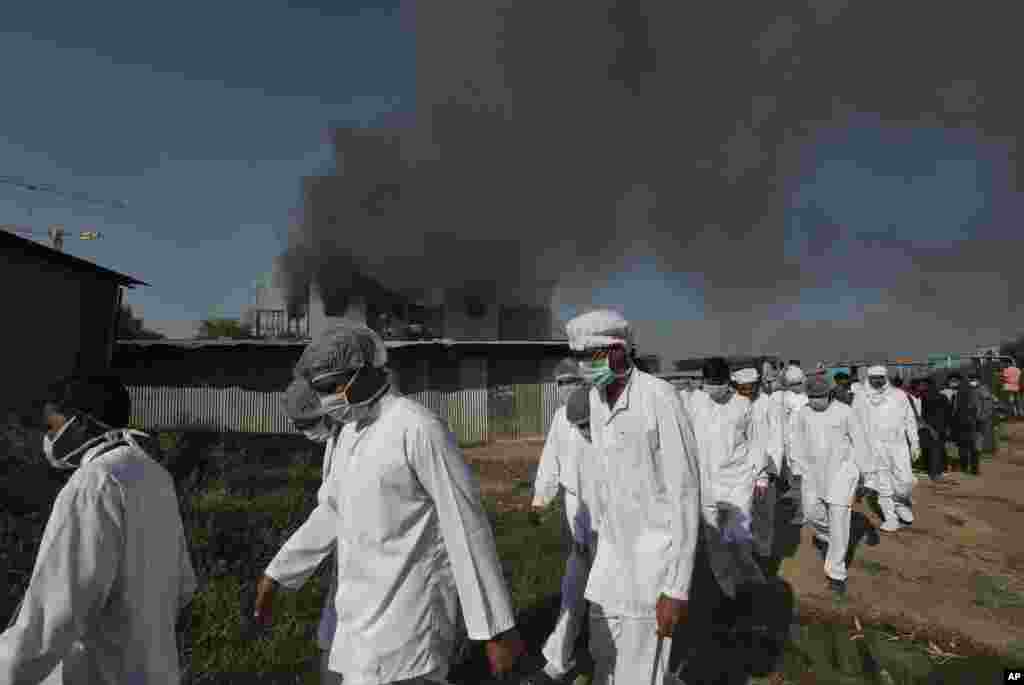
[0,309,1016,684]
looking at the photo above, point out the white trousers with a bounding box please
[588,604,671,685]
[803,492,852,582]
[541,541,593,676]
[867,466,914,521]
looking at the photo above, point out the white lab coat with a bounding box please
[776,391,809,476]
[854,387,919,498]
[264,393,515,685]
[584,370,701,617]
[751,391,784,479]
[533,406,572,509]
[686,390,764,597]
[317,433,340,650]
[0,440,196,685]
[792,403,873,505]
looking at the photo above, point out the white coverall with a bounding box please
[584,370,701,685]
[792,403,873,582]
[686,390,764,597]
[854,386,919,524]
[0,438,197,684]
[749,390,784,558]
[537,416,601,678]
[265,394,516,685]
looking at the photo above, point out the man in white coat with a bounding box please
[253,324,525,684]
[533,359,587,517]
[565,310,700,685]
[776,365,809,525]
[853,365,919,533]
[0,375,196,684]
[733,366,784,567]
[792,376,875,595]
[526,386,601,685]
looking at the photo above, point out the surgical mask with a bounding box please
[808,396,830,411]
[969,380,979,387]
[578,358,618,388]
[557,380,583,405]
[43,415,149,470]
[705,383,731,403]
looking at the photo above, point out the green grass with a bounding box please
[972,574,1024,610]
[856,559,888,576]
[181,451,1022,684]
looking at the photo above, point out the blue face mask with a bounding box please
[579,359,617,387]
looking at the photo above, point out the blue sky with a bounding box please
[0,1,412,334]
[2,3,1019,363]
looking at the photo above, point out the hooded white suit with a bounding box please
[854,381,919,526]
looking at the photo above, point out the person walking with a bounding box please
[564,309,700,685]
[916,378,952,481]
[946,372,981,475]
[969,373,997,455]
[853,366,918,533]
[792,376,874,596]
[1002,363,1021,417]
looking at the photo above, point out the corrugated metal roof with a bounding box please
[2,229,148,287]
[117,338,570,349]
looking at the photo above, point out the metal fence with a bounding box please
[126,383,559,445]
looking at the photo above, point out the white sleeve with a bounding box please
[0,478,122,684]
[265,476,338,590]
[657,391,701,602]
[533,409,565,508]
[846,409,873,475]
[905,398,920,452]
[412,420,516,641]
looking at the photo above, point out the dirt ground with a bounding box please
[463,423,1024,658]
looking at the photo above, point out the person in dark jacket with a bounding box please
[947,372,981,475]
[831,372,854,406]
[917,378,952,481]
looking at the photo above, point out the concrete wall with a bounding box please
[1,251,119,415]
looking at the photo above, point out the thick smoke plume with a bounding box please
[279,0,1024,359]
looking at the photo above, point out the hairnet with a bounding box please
[565,310,632,352]
[806,376,830,397]
[46,375,132,428]
[867,365,887,376]
[731,367,759,384]
[565,386,590,425]
[282,378,326,423]
[295,323,388,383]
[554,357,583,381]
[783,365,805,384]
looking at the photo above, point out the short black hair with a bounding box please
[833,372,850,382]
[702,357,731,384]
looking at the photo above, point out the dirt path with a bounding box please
[463,422,1024,657]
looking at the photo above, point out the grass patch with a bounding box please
[972,574,1024,610]
[857,559,887,576]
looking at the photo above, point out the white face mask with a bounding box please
[969,380,979,387]
[808,397,830,411]
[705,383,732,403]
[43,415,148,470]
[43,415,78,467]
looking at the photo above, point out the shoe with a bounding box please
[971,466,980,476]
[812,536,828,560]
[879,518,901,533]
[895,507,914,525]
[828,578,847,596]
[930,474,943,482]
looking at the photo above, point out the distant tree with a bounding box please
[116,304,165,340]
[198,317,254,340]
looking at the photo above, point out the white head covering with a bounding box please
[783,365,805,384]
[731,367,759,384]
[566,309,632,352]
[867,365,887,377]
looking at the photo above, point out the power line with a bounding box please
[0,175,128,210]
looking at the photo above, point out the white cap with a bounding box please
[731,367,759,384]
[566,309,632,352]
[868,365,887,376]
[783,365,805,384]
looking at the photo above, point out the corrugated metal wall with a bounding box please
[127,383,558,445]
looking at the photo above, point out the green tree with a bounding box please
[198,318,254,340]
